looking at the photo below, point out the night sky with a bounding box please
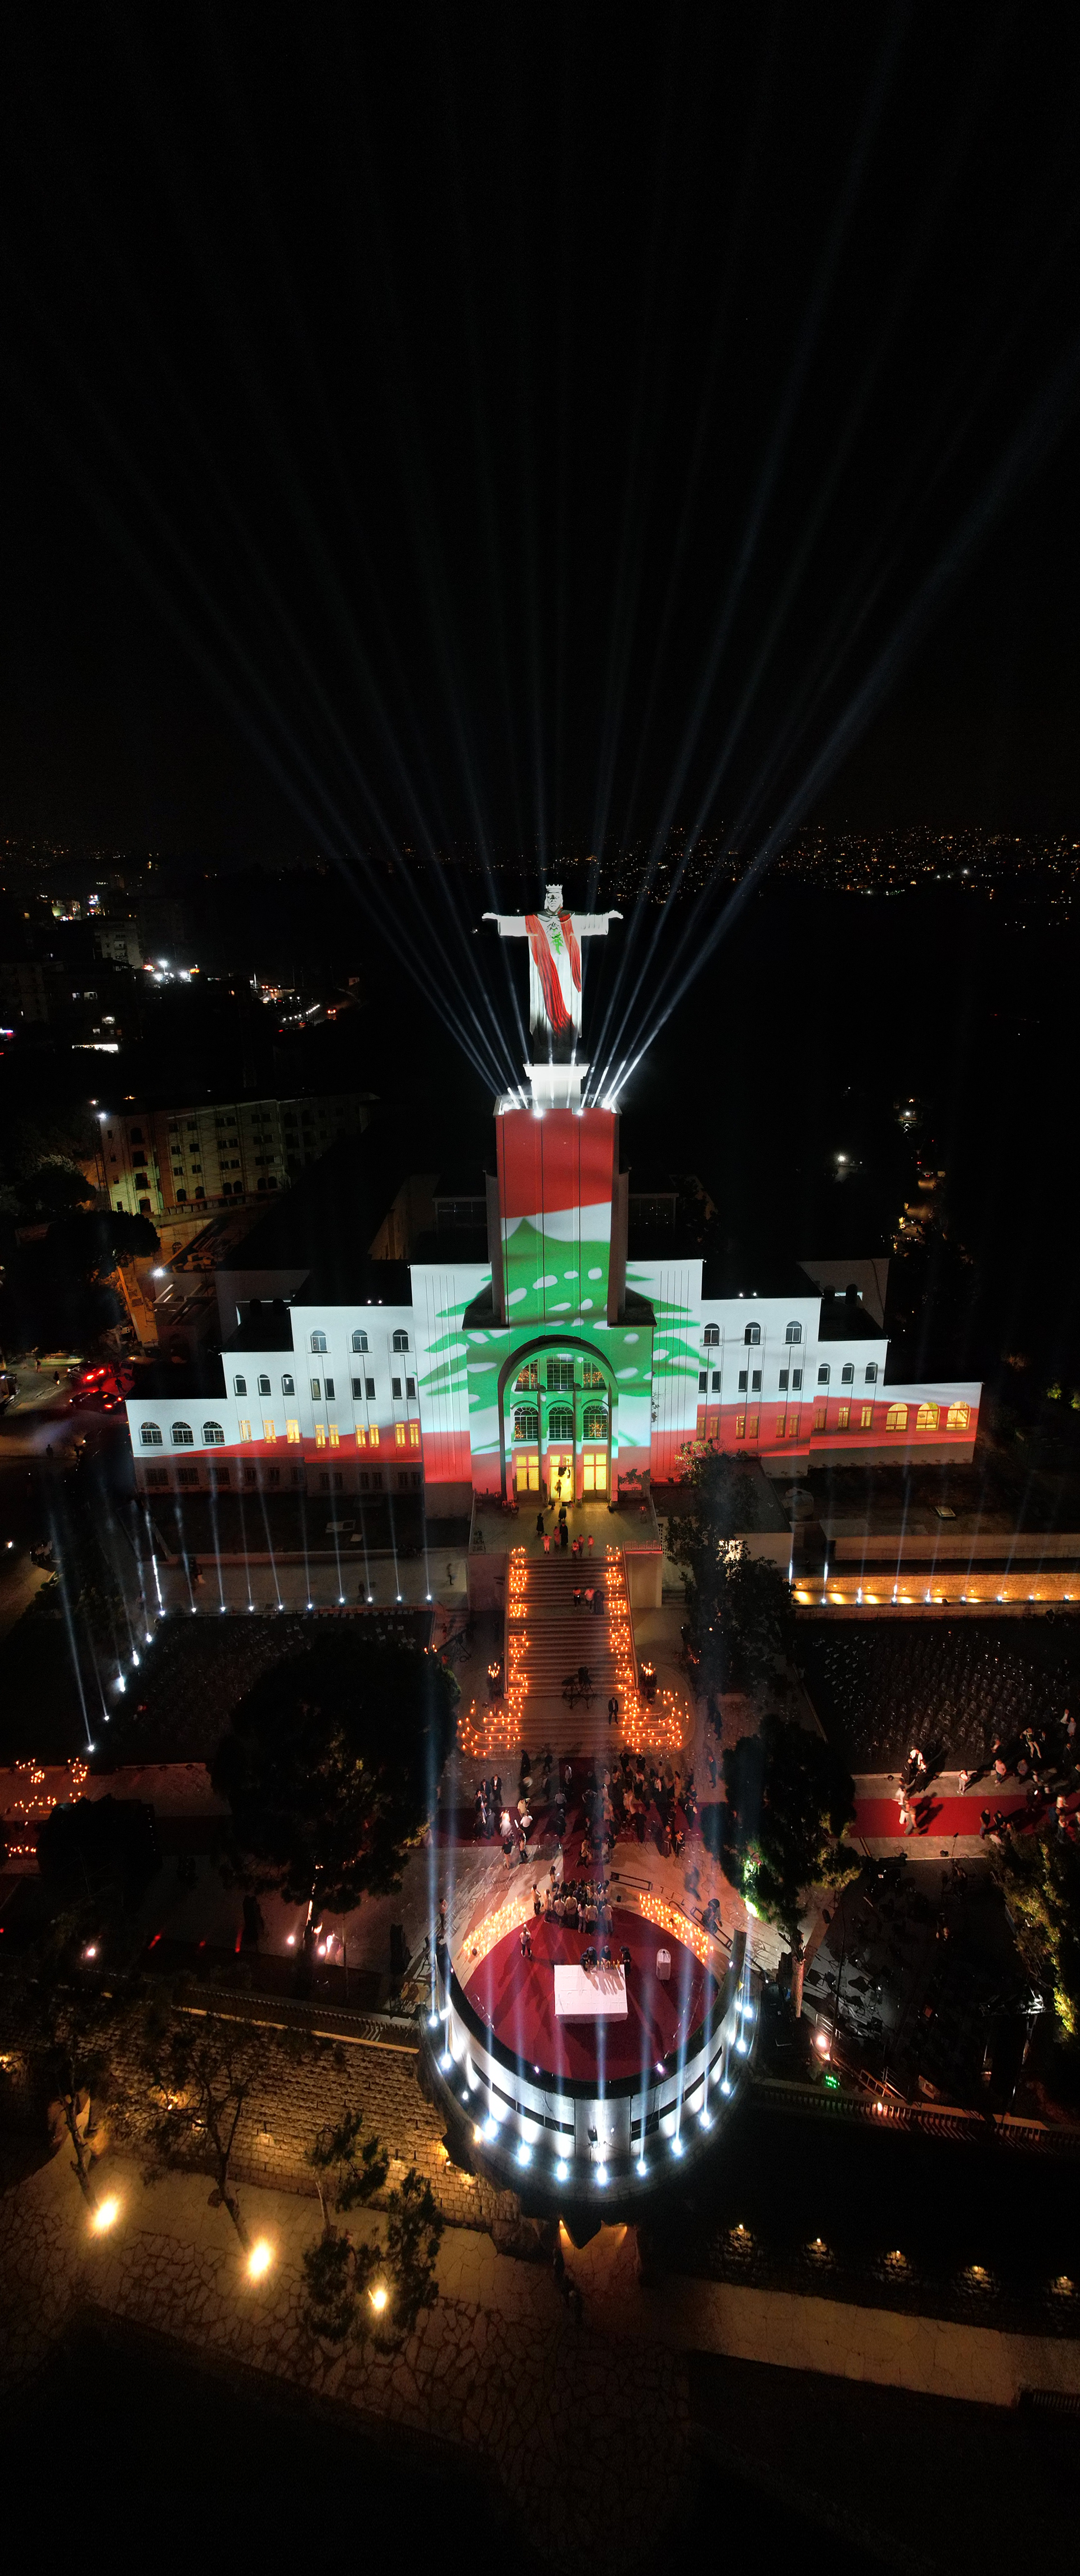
[3,5,1080,864]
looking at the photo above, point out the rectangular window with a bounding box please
[286,1420,300,1444]
[775,1412,786,1439]
[813,1405,826,1431]
[145,1466,168,1489]
[328,1425,340,1448]
[263,1420,277,1444]
[788,1411,799,1437]
[746,1413,758,1439]
[324,1376,335,1401]
[395,1421,406,1448]
[582,1362,604,1390]
[364,1376,375,1401]
[234,1374,247,1396]
[699,1372,708,1394]
[547,1359,574,1391]
[177,1466,199,1488]
[792,1369,803,1391]
[238,1419,251,1442]
[355,1422,367,1448]
[751,1370,761,1394]
[738,1370,748,1394]
[370,1469,384,1491]
[409,1420,420,1449]
[369,1424,380,1449]
[282,1374,295,1396]
[712,1370,721,1393]
[392,1376,402,1401]
[397,1472,410,1493]
[310,1377,321,1400]
[267,1467,280,1487]
[359,1471,370,1492]
[315,1422,326,1449]
[860,1404,874,1428]
[885,1403,908,1432]
[406,1376,416,1401]
[778,1370,789,1393]
[735,1413,745,1438]
[836,1404,849,1430]
[352,1376,363,1399]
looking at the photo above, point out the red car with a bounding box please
[70,1362,134,1411]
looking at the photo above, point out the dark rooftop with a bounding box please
[816,1288,888,1340]
[128,1353,227,1401]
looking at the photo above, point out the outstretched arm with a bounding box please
[481,912,529,936]
[572,910,623,935]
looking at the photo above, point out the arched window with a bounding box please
[703,1323,719,1348]
[548,1404,574,1442]
[513,1405,539,1442]
[310,1330,328,1353]
[202,1420,224,1446]
[785,1322,802,1345]
[947,1401,970,1431]
[885,1403,908,1433]
[392,1329,409,1352]
[140,1422,163,1448]
[916,1403,939,1431]
[282,1374,295,1395]
[817,1363,830,1385]
[583,1404,608,1439]
[352,1329,369,1353]
[258,1374,271,1397]
[171,1420,194,1447]
[233,1374,247,1396]
[744,1322,760,1346]
[865,1362,879,1385]
[841,1363,854,1385]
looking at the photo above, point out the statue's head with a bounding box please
[543,882,563,914]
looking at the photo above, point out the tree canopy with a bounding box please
[666,1451,794,1707]
[991,1824,1080,2043]
[712,1712,857,1948]
[210,1631,458,1914]
[37,1794,159,1913]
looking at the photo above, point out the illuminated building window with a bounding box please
[735,1414,745,1438]
[516,1361,539,1391]
[370,1424,380,1449]
[775,1412,786,1439]
[548,1404,574,1440]
[885,1404,908,1433]
[916,1403,939,1431]
[315,1422,326,1449]
[286,1420,300,1444]
[263,1420,277,1444]
[788,1411,800,1436]
[582,1451,607,1491]
[395,1421,406,1448]
[582,1405,608,1439]
[310,1377,321,1400]
[328,1425,340,1448]
[947,1402,970,1430]
[813,1405,826,1431]
[746,1413,758,1438]
[860,1404,873,1428]
[238,1419,251,1442]
[836,1404,849,1429]
[355,1423,366,1447]
[409,1420,420,1448]
[582,1361,604,1388]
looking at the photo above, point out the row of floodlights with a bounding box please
[429,1998,754,2183]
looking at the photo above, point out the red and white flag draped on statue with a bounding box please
[483,885,622,1039]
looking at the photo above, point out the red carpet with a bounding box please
[462,1905,717,2082]
[854,1792,1036,1839]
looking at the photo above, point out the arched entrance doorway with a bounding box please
[500,1342,614,1505]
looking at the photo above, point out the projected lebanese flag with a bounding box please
[497,1109,617,1223]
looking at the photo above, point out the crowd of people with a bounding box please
[888,1707,1080,1838]
[472,1744,697,1865]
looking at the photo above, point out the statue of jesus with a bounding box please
[483,883,622,1060]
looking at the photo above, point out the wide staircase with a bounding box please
[505,1546,636,1759]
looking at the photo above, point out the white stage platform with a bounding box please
[553,1963,628,2019]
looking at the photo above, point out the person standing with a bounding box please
[608,1695,619,1728]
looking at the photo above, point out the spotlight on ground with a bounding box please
[247,2238,274,2279]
